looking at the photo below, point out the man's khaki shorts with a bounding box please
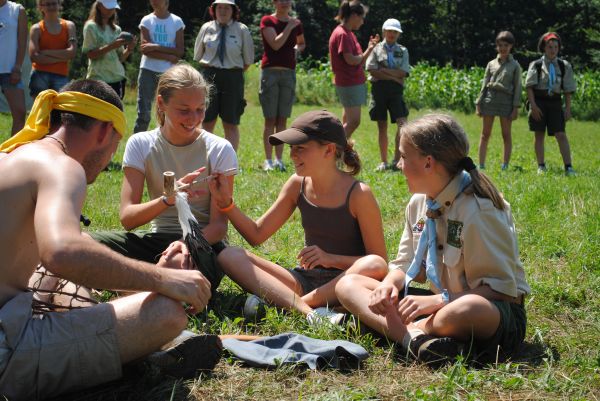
[0,292,122,399]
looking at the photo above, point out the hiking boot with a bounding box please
[243,294,268,322]
[307,307,345,326]
[389,160,401,171]
[146,331,222,378]
[262,159,274,171]
[407,334,465,368]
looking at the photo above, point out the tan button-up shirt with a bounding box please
[389,174,530,298]
[525,55,576,94]
[366,41,410,82]
[475,54,522,107]
[193,20,254,69]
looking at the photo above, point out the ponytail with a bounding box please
[402,114,505,210]
[335,0,367,23]
[341,140,361,176]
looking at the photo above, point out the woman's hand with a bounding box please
[367,34,380,50]
[530,103,543,121]
[126,35,138,51]
[297,245,334,269]
[176,167,207,200]
[511,107,519,121]
[160,240,191,270]
[397,294,444,325]
[208,172,233,209]
[368,282,399,316]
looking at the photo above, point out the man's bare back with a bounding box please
[0,138,85,306]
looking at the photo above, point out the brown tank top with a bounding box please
[297,178,366,259]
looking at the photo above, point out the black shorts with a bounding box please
[200,67,246,125]
[528,95,565,136]
[290,267,343,295]
[369,80,409,122]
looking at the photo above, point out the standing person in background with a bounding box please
[525,32,577,176]
[328,0,379,138]
[194,0,253,151]
[82,0,136,100]
[0,0,27,136]
[133,0,184,133]
[28,0,77,99]
[475,31,522,171]
[258,0,305,172]
[366,18,410,172]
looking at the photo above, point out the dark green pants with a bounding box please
[90,230,225,295]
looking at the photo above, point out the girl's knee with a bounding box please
[216,247,247,273]
[335,274,362,298]
[350,255,388,279]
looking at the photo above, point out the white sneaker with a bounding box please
[565,166,576,176]
[374,162,387,172]
[274,159,286,172]
[262,159,274,171]
[537,165,547,175]
[307,307,345,325]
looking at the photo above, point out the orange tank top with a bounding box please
[32,19,70,76]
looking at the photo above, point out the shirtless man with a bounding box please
[0,80,217,399]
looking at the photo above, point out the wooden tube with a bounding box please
[163,171,176,197]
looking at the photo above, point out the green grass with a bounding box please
[1,75,599,400]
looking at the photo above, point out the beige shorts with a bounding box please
[0,292,122,400]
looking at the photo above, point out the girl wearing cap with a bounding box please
[82,0,136,99]
[336,114,530,367]
[475,31,522,171]
[28,0,77,99]
[328,0,379,138]
[133,0,184,133]
[194,0,254,151]
[209,110,387,324]
[525,32,577,176]
[258,0,305,172]
[366,18,410,172]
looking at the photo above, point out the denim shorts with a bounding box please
[29,70,70,98]
[0,73,24,90]
[335,83,367,107]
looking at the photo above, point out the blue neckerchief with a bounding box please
[385,43,395,68]
[404,172,472,295]
[548,62,556,95]
[217,24,227,65]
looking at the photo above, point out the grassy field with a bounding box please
[1,81,599,400]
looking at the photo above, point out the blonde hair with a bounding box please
[88,1,117,29]
[401,114,505,210]
[317,139,362,176]
[155,63,212,127]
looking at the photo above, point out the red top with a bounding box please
[32,19,70,77]
[260,15,303,69]
[328,25,365,86]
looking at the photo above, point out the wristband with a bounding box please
[161,195,175,207]
[218,198,235,212]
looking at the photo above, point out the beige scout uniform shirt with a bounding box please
[475,54,522,107]
[193,20,254,69]
[525,55,576,94]
[366,41,410,82]
[389,174,530,298]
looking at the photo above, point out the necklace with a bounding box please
[46,135,68,155]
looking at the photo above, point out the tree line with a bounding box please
[16,0,600,82]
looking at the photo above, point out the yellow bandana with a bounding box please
[0,89,127,153]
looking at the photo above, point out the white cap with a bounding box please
[98,0,120,10]
[213,0,236,5]
[382,18,402,33]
